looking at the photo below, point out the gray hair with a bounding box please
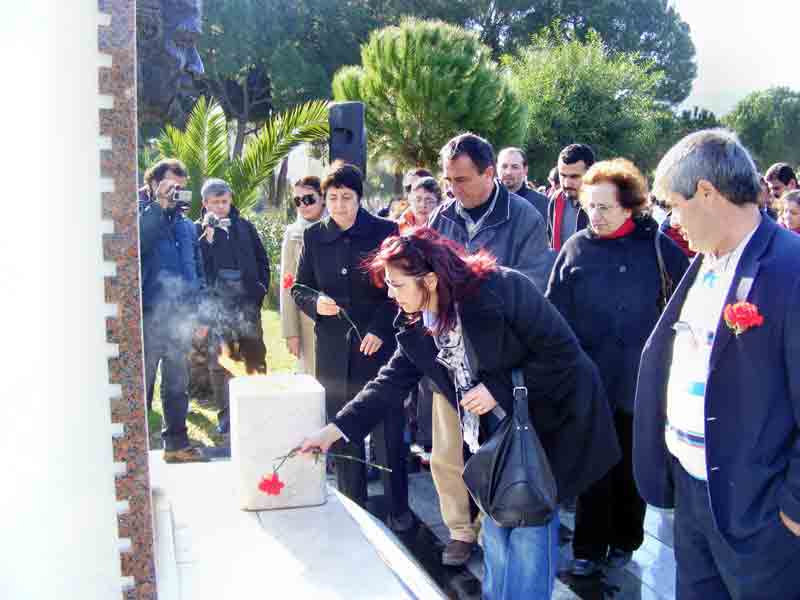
[653,129,760,207]
[201,178,233,200]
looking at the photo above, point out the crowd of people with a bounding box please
[139,128,800,600]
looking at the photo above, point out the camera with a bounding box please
[173,189,193,212]
[202,212,220,228]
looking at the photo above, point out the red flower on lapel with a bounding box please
[723,301,764,336]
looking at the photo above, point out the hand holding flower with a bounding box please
[316,295,340,316]
[298,424,344,455]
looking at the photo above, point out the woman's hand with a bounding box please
[360,333,384,356]
[298,424,343,455]
[285,336,301,358]
[460,383,498,416]
[155,179,176,210]
[316,295,340,316]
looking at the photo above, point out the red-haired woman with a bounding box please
[299,228,620,600]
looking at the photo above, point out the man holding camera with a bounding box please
[196,179,269,437]
[139,160,204,462]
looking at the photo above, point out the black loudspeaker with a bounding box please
[329,101,367,177]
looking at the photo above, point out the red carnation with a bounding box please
[258,472,285,496]
[723,301,764,336]
[282,273,295,290]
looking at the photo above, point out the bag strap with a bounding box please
[489,368,527,422]
[654,233,673,312]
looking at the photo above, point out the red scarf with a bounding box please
[598,218,635,239]
[552,191,567,251]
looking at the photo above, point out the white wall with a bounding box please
[0,2,124,598]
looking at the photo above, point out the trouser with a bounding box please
[143,306,191,451]
[573,411,646,560]
[333,407,409,518]
[481,408,559,600]
[672,457,800,600]
[430,392,477,543]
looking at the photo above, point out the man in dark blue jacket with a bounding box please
[140,168,204,462]
[635,129,800,599]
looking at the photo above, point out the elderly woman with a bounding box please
[546,158,689,576]
[300,228,620,600]
[398,176,442,234]
[291,162,412,531]
[280,175,326,375]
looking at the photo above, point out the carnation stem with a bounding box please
[292,283,364,343]
[274,447,392,473]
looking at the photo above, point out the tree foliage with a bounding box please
[723,87,800,170]
[457,0,696,104]
[332,18,527,171]
[155,96,330,216]
[508,26,667,180]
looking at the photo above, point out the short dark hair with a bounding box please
[321,161,363,200]
[440,133,495,174]
[548,166,559,185]
[294,175,322,195]
[144,158,187,189]
[559,144,596,168]
[412,176,442,201]
[765,163,797,185]
[406,168,433,180]
[498,147,527,167]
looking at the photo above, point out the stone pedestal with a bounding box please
[230,374,326,510]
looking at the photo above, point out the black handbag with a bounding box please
[461,369,558,528]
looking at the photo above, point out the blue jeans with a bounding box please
[480,409,559,599]
[482,512,559,599]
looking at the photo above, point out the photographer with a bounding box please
[138,158,188,213]
[139,168,204,463]
[196,179,269,437]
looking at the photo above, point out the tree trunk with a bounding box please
[232,117,247,160]
[271,157,290,208]
[394,168,403,196]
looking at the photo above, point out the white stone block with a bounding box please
[230,374,326,511]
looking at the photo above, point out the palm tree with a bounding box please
[154,96,329,217]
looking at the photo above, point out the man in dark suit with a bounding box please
[635,129,800,599]
[496,146,549,219]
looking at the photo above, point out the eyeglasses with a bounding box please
[293,193,318,207]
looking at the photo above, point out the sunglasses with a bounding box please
[293,193,318,207]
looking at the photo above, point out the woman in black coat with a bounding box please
[546,158,689,576]
[291,162,411,529]
[299,228,621,600]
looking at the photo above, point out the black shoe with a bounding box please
[387,511,415,533]
[442,540,475,566]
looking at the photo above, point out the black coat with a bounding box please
[515,184,549,221]
[546,216,689,413]
[334,267,621,502]
[292,208,399,417]
[196,205,270,308]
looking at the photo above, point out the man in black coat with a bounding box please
[497,146,549,220]
[195,178,269,436]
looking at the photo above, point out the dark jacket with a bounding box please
[514,184,549,221]
[139,201,200,309]
[196,205,270,308]
[635,216,800,549]
[335,267,621,502]
[428,181,555,292]
[546,216,689,413]
[547,191,589,249]
[292,208,399,416]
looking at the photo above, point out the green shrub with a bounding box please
[247,210,288,309]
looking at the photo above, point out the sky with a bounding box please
[672,0,800,116]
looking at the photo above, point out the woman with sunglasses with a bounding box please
[299,227,620,600]
[290,161,413,532]
[280,176,327,374]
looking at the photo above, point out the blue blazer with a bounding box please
[634,216,800,550]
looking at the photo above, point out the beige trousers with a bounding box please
[430,392,477,543]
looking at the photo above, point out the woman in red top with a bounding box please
[398,177,442,234]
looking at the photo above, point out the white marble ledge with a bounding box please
[150,452,444,600]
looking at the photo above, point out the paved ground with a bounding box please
[370,469,676,600]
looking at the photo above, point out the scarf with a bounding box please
[598,217,635,239]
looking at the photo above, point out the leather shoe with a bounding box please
[605,548,633,568]
[164,445,208,463]
[570,558,602,577]
[387,511,415,533]
[442,540,474,566]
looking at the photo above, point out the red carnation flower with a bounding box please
[282,273,295,290]
[258,472,285,496]
[723,301,764,336]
